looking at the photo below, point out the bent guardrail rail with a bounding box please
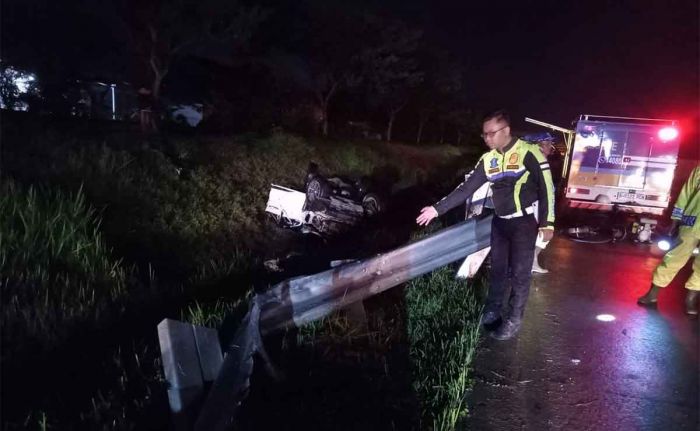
[258,214,493,333]
[160,214,493,430]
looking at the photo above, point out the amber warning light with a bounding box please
[658,127,679,141]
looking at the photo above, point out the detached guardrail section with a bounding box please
[159,214,493,430]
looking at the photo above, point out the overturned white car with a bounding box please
[265,164,384,236]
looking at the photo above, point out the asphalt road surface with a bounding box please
[464,236,699,431]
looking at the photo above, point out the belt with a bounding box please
[498,205,535,219]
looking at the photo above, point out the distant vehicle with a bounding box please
[526,115,681,243]
[168,103,204,127]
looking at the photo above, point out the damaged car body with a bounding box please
[265,162,384,236]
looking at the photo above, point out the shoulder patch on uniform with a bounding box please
[508,153,519,164]
[489,158,498,169]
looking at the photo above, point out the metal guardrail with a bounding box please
[161,214,493,430]
[258,214,493,333]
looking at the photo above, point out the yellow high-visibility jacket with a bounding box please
[434,138,555,228]
[671,165,700,234]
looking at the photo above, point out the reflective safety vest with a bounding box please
[672,165,700,234]
[434,138,555,228]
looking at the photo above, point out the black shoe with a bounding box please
[490,319,521,341]
[637,284,661,306]
[685,290,699,315]
[480,311,501,326]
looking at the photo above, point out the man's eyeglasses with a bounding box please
[481,125,507,139]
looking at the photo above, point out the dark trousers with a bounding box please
[486,214,539,323]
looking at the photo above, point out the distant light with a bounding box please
[694,248,699,256]
[658,127,679,141]
[14,75,34,92]
[596,314,616,322]
[658,240,671,251]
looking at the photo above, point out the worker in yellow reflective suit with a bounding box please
[638,165,700,314]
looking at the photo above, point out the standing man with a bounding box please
[538,138,563,187]
[638,165,700,314]
[416,110,556,340]
[532,137,564,274]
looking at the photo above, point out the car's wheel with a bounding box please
[362,193,382,216]
[306,177,330,202]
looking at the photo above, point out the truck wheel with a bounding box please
[306,177,330,202]
[362,193,382,216]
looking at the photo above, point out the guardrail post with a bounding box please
[157,319,223,430]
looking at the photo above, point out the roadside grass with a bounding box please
[282,259,486,431]
[0,180,257,429]
[234,288,418,431]
[407,266,485,430]
[16,342,168,431]
[1,116,486,429]
[0,181,136,359]
[3,124,474,279]
[293,305,398,356]
[182,294,252,329]
[0,180,165,430]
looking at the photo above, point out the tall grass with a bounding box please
[182,295,251,329]
[0,177,252,429]
[2,120,482,429]
[406,266,484,431]
[0,181,134,357]
[14,342,168,431]
[295,313,375,349]
[4,126,474,279]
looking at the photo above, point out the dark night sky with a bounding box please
[387,0,699,136]
[3,0,698,152]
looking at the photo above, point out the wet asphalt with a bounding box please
[464,236,699,431]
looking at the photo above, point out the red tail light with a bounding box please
[568,187,590,195]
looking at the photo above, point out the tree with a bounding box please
[303,2,367,136]
[360,16,424,142]
[265,1,364,136]
[414,86,435,144]
[0,65,40,111]
[413,51,464,144]
[127,0,267,106]
[444,108,478,145]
